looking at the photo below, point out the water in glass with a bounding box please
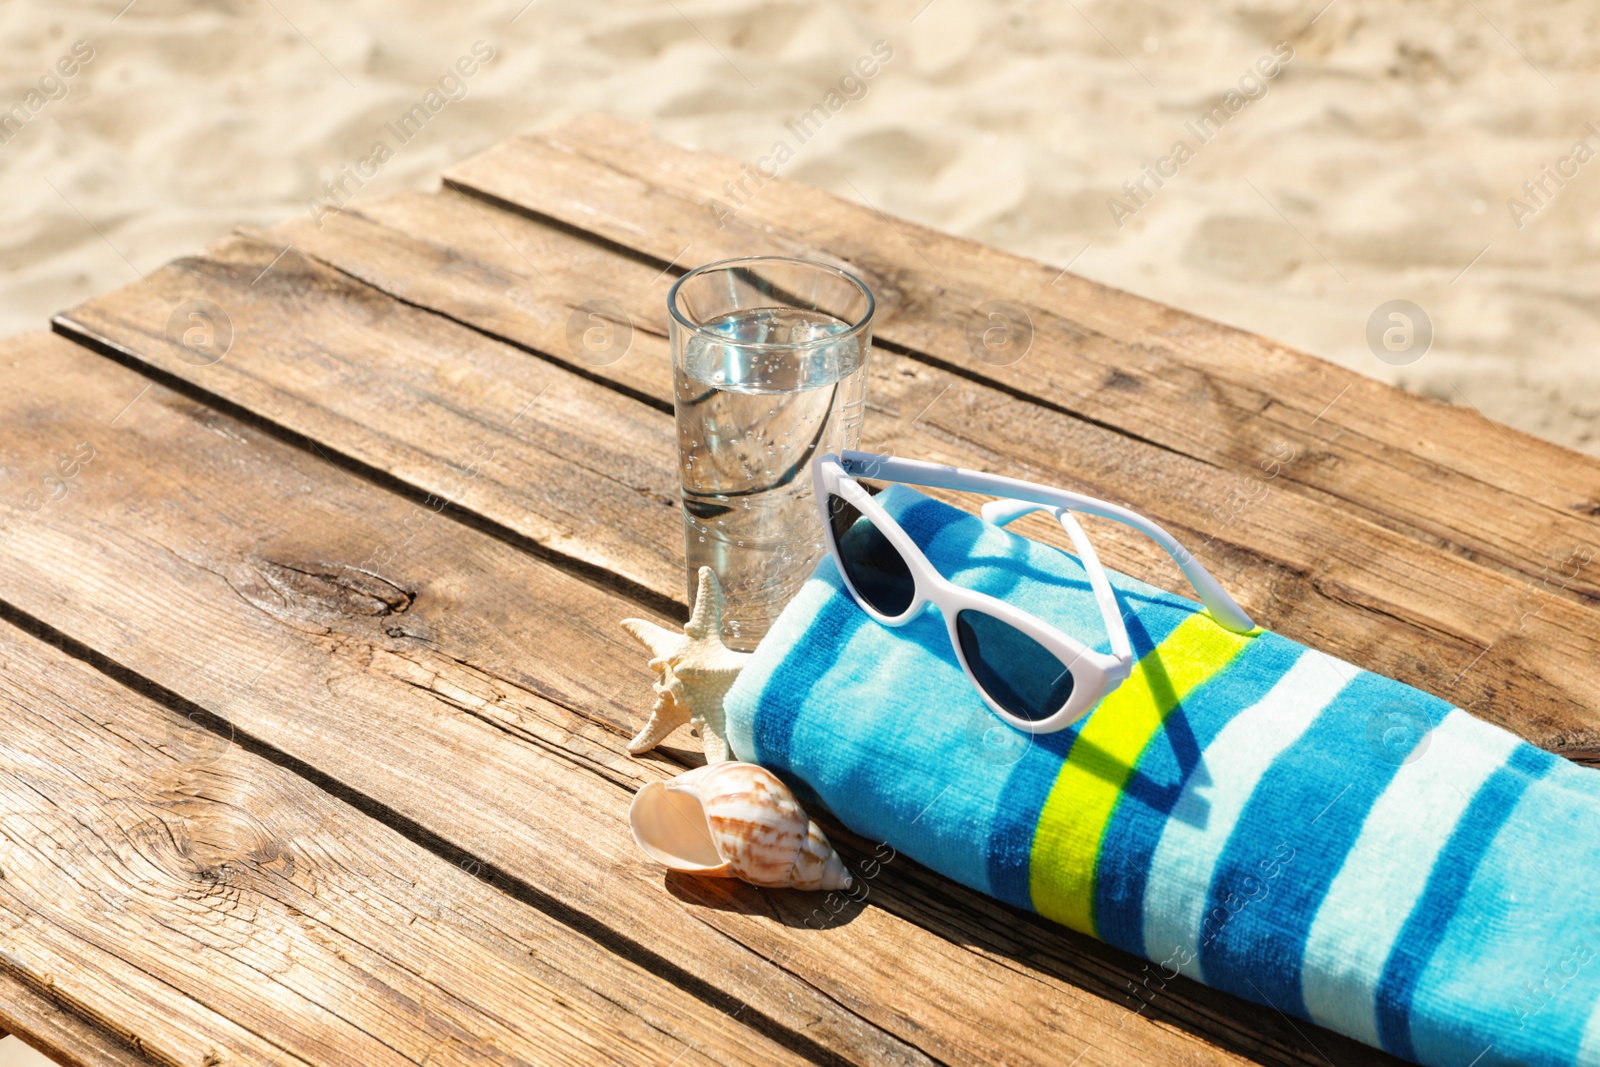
[675,306,868,649]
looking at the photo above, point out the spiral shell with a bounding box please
[629,762,852,892]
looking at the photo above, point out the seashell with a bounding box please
[621,567,752,764]
[629,761,852,892]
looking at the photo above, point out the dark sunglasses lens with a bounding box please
[826,493,916,617]
[955,610,1076,723]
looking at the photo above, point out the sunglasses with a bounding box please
[814,451,1255,734]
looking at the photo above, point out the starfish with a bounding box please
[621,567,753,764]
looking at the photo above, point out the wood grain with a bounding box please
[263,187,676,405]
[0,978,149,1067]
[442,115,1600,608]
[188,187,1600,756]
[0,332,915,1067]
[0,330,1389,1066]
[0,616,811,1067]
[55,232,684,610]
[13,116,1599,1067]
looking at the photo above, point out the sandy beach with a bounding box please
[2,0,1596,462]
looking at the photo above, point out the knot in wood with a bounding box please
[250,558,415,622]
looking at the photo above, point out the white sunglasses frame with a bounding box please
[813,451,1255,734]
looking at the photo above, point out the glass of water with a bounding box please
[669,256,874,650]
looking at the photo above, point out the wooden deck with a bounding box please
[0,113,1596,1067]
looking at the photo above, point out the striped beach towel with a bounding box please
[723,484,1600,1067]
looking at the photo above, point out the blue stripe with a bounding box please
[747,481,1205,906]
[749,494,953,772]
[749,585,861,776]
[984,589,1198,909]
[984,729,1075,908]
[1093,633,1307,955]
[1298,710,1521,1048]
[883,489,1193,899]
[1374,744,1557,1061]
[1404,744,1600,1067]
[1196,671,1455,1016]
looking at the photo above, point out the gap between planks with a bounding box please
[0,327,1376,1067]
[50,204,1600,758]
[51,316,687,624]
[442,117,1600,608]
[0,591,858,1067]
[0,611,815,1067]
[226,196,1600,756]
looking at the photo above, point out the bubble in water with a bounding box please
[675,305,868,648]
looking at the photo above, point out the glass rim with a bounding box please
[666,255,875,350]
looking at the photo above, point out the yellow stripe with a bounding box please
[1027,613,1257,934]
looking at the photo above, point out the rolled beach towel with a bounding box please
[723,483,1600,1067]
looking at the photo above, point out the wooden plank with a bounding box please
[441,116,1600,608]
[196,189,1600,757]
[0,332,915,1067]
[53,233,684,610]
[0,617,811,1067]
[0,980,148,1067]
[0,329,1383,1066]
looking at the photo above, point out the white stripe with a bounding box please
[1300,709,1517,1045]
[1141,649,1355,981]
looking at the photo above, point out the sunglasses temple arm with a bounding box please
[984,501,1132,661]
[1143,527,1255,633]
[1050,508,1134,665]
[983,497,1255,634]
[836,454,1255,633]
